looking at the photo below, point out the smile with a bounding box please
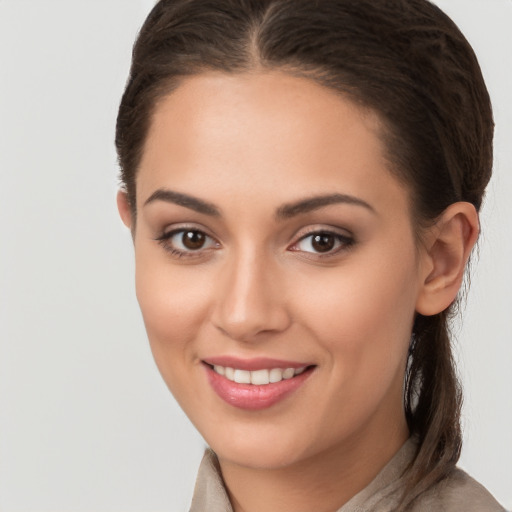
[203,359,316,410]
[212,365,307,385]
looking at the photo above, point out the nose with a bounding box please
[211,249,292,342]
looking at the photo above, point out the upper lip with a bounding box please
[202,356,314,371]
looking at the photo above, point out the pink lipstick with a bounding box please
[202,357,315,410]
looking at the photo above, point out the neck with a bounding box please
[218,418,409,512]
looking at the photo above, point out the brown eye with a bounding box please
[156,228,218,257]
[292,230,354,256]
[311,234,335,253]
[182,230,206,250]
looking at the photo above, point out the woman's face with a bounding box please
[126,71,431,470]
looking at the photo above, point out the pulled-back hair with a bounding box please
[116,1,494,509]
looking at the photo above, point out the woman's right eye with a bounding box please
[156,229,219,258]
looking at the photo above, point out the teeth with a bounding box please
[233,369,251,384]
[269,368,283,383]
[251,369,270,385]
[212,365,308,385]
[213,365,225,376]
[283,368,295,380]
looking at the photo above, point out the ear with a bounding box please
[415,202,480,316]
[116,189,133,230]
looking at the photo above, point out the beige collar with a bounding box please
[189,438,418,512]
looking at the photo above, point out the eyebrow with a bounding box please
[143,188,375,219]
[275,193,376,219]
[143,189,221,216]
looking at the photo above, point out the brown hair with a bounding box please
[116,0,494,508]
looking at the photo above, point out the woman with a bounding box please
[115,0,505,510]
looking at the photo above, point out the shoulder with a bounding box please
[411,467,506,512]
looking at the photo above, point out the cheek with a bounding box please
[293,247,419,382]
[300,262,416,327]
[134,250,213,376]
[286,255,418,442]
[136,270,196,342]
[134,259,220,421]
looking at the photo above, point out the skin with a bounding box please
[117,71,479,512]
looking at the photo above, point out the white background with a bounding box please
[0,1,510,510]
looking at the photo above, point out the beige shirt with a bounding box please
[189,439,506,511]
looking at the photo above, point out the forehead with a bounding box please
[138,70,410,217]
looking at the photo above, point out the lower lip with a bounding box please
[204,364,315,411]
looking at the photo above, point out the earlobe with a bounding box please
[415,202,480,316]
[117,189,133,230]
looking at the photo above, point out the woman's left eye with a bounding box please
[291,231,354,255]
[156,228,218,257]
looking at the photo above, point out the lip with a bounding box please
[203,356,312,371]
[203,361,316,411]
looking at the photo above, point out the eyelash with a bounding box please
[155,227,219,259]
[155,227,355,260]
[290,229,355,258]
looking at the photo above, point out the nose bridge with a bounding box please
[213,244,289,340]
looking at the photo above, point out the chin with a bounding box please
[215,443,306,470]
[203,423,317,470]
